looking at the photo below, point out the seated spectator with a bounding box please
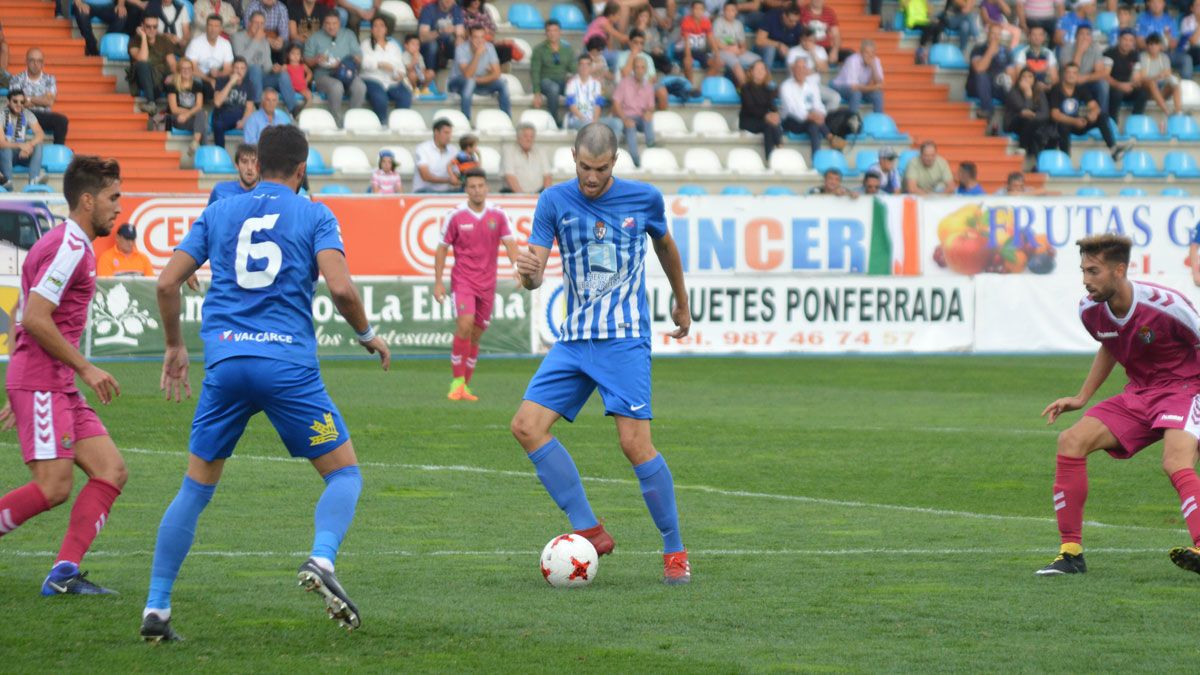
[1054,0,1091,48]
[1138,33,1183,129]
[904,140,955,194]
[187,14,235,97]
[1060,24,1109,114]
[1004,67,1055,163]
[779,58,840,154]
[371,150,403,193]
[419,0,464,72]
[1183,0,1200,79]
[632,6,672,75]
[400,34,431,95]
[584,3,630,69]
[243,0,290,62]
[531,20,577,124]
[831,39,884,113]
[127,14,180,113]
[284,44,313,108]
[800,0,849,64]
[502,123,552,193]
[981,0,1023,47]
[234,10,299,109]
[208,143,260,202]
[901,0,943,65]
[243,87,292,144]
[808,168,852,196]
[72,0,131,57]
[994,170,1057,194]
[565,54,606,129]
[167,58,208,154]
[1016,0,1060,39]
[97,224,154,278]
[448,25,511,118]
[0,90,46,190]
[304,13,367,124]
[955,161,986,194]
[450,134,480,179]
[867,146,902,193]
[738,61,782,158]
[288,0,331,45]
[212,57,256,148]
[462,0,514,64]
[150,0,193,47]
[414,119,460,192]
[786,28,840,110]
[361,15,412,124]
[861,169,882,195]
[616,32,670,110]
[714,1,761,87]
[338,0,383,26]
[585,36,613,87]
[755,4,804,69]
[611,56,657,166]
[11,49,68,146]
[1049,62,1129,158]
[969,24,1017,123]
[1104,29,1147,120]
[1013,25,1058,87]
[677,1,720,82]
[192,0,241,35]
[1137,0,1191,78]
[0,22,9,91]
[942,0,982,52]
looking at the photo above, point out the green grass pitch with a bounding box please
[2,355,1200,672]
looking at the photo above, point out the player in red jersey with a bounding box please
[0,156,126,594]
[433,169,519,401]
[1040,233,1200,576]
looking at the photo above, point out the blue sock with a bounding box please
[311,465,362,565]
[529,438,598,531]
[634,454,684,554]
[146,476,217,611]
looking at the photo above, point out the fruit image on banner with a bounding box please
[931,204,1055,276]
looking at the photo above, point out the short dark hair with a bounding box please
[257,125,308,179]
[404,33,419,44]
[1077,233,1132,265]
[7,88,25,100]
[629,28,645,41]
[785,5,802,15]
[1006,171,1024,183]
[1146,32,1163,45]
[249,10,265,21]
[432,118,453,132]
[233,55,247,65]
[206,13,222,24]
[234,143,258,163]
[574,122,619,158]
[462,168,488,182]
[959,161,977,180]
[578,53,592,63]
[468,24,485,33]
[1063,61,1079,70]
[824,168,842,178]
[545,18,561,28]
[863,169,882,183]
[63,156,121,210]
[585,35,608,51]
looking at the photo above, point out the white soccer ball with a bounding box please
[540,533,599,588]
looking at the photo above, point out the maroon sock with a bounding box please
[1170,468,1200,546]
[1053,455,1088,545]
[465,342,479,383]
[451,335,468,379]
[55,478,121,565]
[0,482,52,537]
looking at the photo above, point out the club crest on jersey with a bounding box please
[1137,326,1155,344]
[594,221,606,241]
[486,218,496,230]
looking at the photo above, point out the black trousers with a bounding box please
[31,110,68,145]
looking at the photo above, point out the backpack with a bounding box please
[825,108,861,140]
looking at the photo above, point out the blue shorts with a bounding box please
[523,338,652,422]
[190,356,350,461]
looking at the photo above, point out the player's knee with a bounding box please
[37,475,73,507]
[1056,428,1091,458]
[104,460,129,490]
[510,413,545,448]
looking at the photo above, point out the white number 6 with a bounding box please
[235,214,283,289]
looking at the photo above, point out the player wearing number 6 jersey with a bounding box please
[141,125,391,643]
[510,123,695,584]
[1039,234,1200,578]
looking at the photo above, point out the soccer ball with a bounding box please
[540,534,598,588]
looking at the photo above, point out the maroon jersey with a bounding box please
[7,219,96,393]
[440,201,513,292]
[1079,280,1200,391]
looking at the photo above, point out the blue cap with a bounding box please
[379,149,395,159]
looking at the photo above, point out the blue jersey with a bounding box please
[530,177,667,342]
[178,181,344,369]
[207,180,253,205]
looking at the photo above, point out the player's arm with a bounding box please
[317,249,391,370]
[516,244,551,290]
[22,293,120,403]
[651,233,691,339]
[502,236,521,281]
[433,243,449,303]
[1042,344,1117,424]
[156,249,200,401]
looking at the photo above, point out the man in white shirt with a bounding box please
[564,54,605,130]
[502,123,552,193]
[186,14,235,94]
[413,119,460,193]
[779,58,834,154]
[785,28,840,109]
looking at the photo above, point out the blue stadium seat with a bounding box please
[1036,149,1079,177]
[1118,187,1146,196]
[763,186,797,196]
[195,146,236,173]
[677,184,708,196]
[23,184,53,193]
[929,44,967,70]
[1122,150,1164,178]
[1167,114,1200,141]
[812,149,850,175]
[854,149,879,174]
[1164,151,1200,178]
[306,148,334,176]
[507,3,545,29]
[1123,114,1164,141]
[180,0,195,20]
[1162,187,1190,196]
[1079,150,1122,177]
[41,144,74,174]
[1076,187,1106,196]
[100,33,129,62]
[701,77,739,104]
[898,149,919,175]
[320,184,354,194]
[858,113,906,141]
[549,3,587,30]
[1095,11,1118,35]
[720,185,753,195]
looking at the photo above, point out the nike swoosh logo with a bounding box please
[561,217,578,225]
[630,403,646,411]
[47,581,68,593]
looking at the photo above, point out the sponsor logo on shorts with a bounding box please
[1095,330,1118,339]
[61,434,72,449]
[308,412,339,446]
[219,330,294,344]
[1137,326,1155,344]
[1161,414,1185,422]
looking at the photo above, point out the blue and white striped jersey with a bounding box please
[530,177,667,341]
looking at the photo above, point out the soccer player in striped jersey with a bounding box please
[433,169,520,401]
[510,123,694,584]
[0,156,126,595]
[1040,234,1200,576]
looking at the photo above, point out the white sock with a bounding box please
[143,607,171,620]
[311,556,334,573]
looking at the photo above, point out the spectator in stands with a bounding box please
[1016,0,1062,39]
[288,0,331,45]
[867,146,902,193]
[780,58,839,155]
[584,36,613,89]
[371,150,403,193]
[565,54,606,129]
[1014,25,1059,86]
[1184,0,1200,78]
[235,10,300,109]
[401,34,431,95]
[1004,67,1055,163]
[462,0,514,64]
[738,60,782,159]
[1054,0,1091,47]
[418,0,465,72]
[632,6,672,75]
[616,31,670,110]
[72,0,129,57]
[192,0,241,35]
[208,143,259,201]
[831,39,884,113]
[304,12,367,124]
[584,3,630,69]
[531,20,577,125]
[1137,0,1190,77]
[1061,24,1108,113]
[969,24,1017,124]
[799,0,848,64]
[941,0,982,52]
[994,169,1058,193]
[612,56,656,166]
[167,58,208,154]
[450,134,480,178]
[243,87,292,143]
[652,0,682,32]
[786,28,841,110]
[809,168,853,196]
[361,15,412,124]
[284,44,314,108]
[1049,62,1129,159]
[502,123,552,193]
[212,57,256,148]
[904,140,955,194]
[901,0,941,65]
[755,4,804,70]
[981,0,1022,48]
[1138,34,1183,130]
[1107,4,1135,44]
[187,14,236,97]
[714,1,761,87]
[955,161,987,194]
[128,15,180,115]
[11,49,68,147]
[678,1,720,83]
[448,25,511,119]
[97,224,154,278]
[243,0,289,65]
[1104,29,1147,120]
[150,0,193,46]
[0,22,9,91]
[861,169,882,195]
[414,119,460,192]
[0,90,46,190]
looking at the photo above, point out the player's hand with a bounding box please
[362,335,391,371]
[81,364,120,404]
[0,402,14,432]
[515,249,543,283]
[669,303,691,339]
[160,345,191,402]
[185,274,201,291]
[1042,396,1085,425]
[433,280,447,304]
